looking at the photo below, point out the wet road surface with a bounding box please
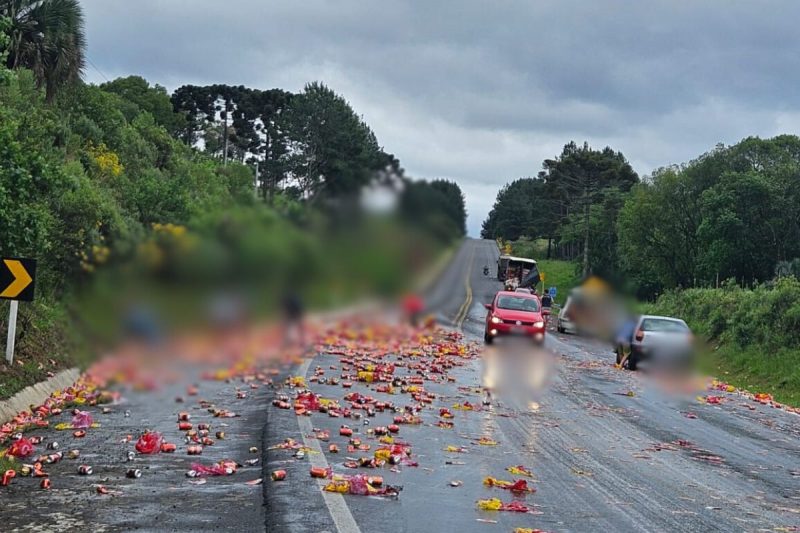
[1,339,276,532]
[2,238,798,532]
[264,239,800,533]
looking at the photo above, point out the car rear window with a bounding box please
[641,318,689,332]
[496,296,539,312]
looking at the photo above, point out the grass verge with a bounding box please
[642,278,800,407]
[534,259,580,306]
[698,345,800,407]
[0,300,73,401]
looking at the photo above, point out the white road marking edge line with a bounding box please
[296,357,362,533]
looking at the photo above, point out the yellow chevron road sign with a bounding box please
[0,257,36,302]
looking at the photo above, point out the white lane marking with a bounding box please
[296,358,362,533]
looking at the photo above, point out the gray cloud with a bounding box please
[82,0,800,235]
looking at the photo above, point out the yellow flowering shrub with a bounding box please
[87,143,124,178]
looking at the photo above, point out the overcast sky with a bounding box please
[82,1,800,235]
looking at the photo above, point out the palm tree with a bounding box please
[1,0,86,101]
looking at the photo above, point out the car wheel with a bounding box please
[557,324,564,333]
[484,332,494,345]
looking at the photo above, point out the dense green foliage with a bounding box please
[618,137,800,297]
[0,68,466,305]
[481,179,546,241]
[643,278,800,404]
[0,5,466,398]
[485,137,800,299]
[284,82,391,202]
[101,76,187,136]
[400,179,467,242]
[482,142,638,280]
[171,82,403,205]
[0,68,250,375]
[170,81,464,240]
[0,15,11,82]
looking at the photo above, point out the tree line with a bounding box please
[1,1,467,291]
[170,83,401,203]
[481,141,638,281]
[0,1,467,365]
[482,137,800,299]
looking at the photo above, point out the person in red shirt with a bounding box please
[401,293,425,327]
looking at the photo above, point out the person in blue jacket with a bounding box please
[615,315,638,368]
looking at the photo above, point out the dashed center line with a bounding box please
[454,246,475,328]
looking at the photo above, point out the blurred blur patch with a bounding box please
[482,337,555,408]
[71,209,445,358]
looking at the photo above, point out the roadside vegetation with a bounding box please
[531,260,580,306]
[484,137,800,404]
[0,5,466,400]
[642,277,800,405]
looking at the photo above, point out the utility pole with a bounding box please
[582,175,590,279]
[254,161,259,196]
[582,206,590,277]
[222,100,229,167]
[264,129,272,202]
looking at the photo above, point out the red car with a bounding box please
[484,291,546,344]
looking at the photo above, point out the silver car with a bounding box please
[619,315,692,371]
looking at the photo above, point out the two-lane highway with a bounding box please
[265,238,800,533]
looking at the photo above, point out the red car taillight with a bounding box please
[634,329,644,342]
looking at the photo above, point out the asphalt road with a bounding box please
[3,239,798,532]
[1,346,274,532]
[264,238,800,533]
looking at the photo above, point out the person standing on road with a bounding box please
[541,292,552,309]
[615,315,637,368]
[281,290,306,350]
[401,293,425,327]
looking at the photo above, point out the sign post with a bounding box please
[1,257,37,364]
[6,301,18,364]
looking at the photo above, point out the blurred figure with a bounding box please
[281,290,306,349]
[208,291,245,330]
[401,293,425,327]
[559,277,626,341]
[123,302,163,348]
[482,337,554,410]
